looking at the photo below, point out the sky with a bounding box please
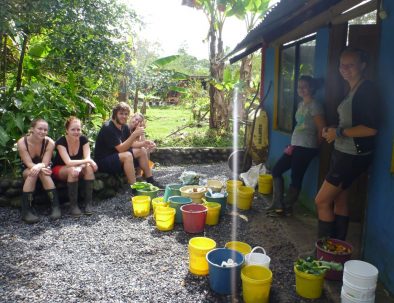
[125,0,248,60]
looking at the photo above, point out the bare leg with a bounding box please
[315,180,343,221]
[118,152,136,184]
[132,147,152,178]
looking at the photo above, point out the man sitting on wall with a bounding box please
[94,102,162,187]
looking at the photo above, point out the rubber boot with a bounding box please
[266,177,284,216]
[83,180,94,215]
[334,214,349,240]
[282,186,300,216]
[21,192,40,224]
[47,189,61,220]
[68,181,82,216]
[318,219,335,239]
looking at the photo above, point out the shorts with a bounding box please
[325,149,373,190]
[52,165,64,180]
[97,152,139,175]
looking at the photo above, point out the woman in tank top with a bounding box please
[17,118,61,223]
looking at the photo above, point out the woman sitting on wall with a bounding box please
[17,118,61,223]
[52,117,98,216]
[128,112,157,180]
[267,75,326,217]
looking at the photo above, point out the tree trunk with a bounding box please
[239,54,254,120]
[2,33,6,89]
[118,76,128,102]
[16,34,28,91]
[208,12,217,129]
[133,87,139,113]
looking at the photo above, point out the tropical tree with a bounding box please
[227,0,270,118]
[182,0,230,130]
[0,0,138,175]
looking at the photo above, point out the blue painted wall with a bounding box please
[263,1,394,293]
[363,0,394,293]
[263,28,330,211]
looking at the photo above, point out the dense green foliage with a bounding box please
[0,0,137,175]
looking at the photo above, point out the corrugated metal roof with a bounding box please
[228,0,343,63]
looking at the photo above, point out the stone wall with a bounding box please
[0,147,233,208]
[151,147,232,165]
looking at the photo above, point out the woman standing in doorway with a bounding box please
[268,75,326,217]
[17,118,60,223]
[52,117,97,216]
[315,48,380,240]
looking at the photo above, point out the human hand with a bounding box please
[88,159,98,172]
[41,167,52,176]
[71,166,82,178]
[323,127,337,144]
[147,140,156,151]
[29,163,43,177]
[132,126,145,138]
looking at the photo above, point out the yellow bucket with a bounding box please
[226,180,242,205]
[152,197,169,212]
[225,241,252,255]
[241,265,273,303]
[189,237,217,275]
[155,206,176,231]
[236,186,254,210]
[294,266,325,299]
[258,174,273,194]
[131,195,151,217]
[204,202,221,225]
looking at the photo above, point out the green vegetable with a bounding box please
[131,182,159,191]
[295,257,343,276]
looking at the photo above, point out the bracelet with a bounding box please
[336,127,344,138]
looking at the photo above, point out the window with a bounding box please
[277,36,316,132]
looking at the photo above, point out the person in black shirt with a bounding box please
[94,102,161,187]
[17,118,60,223]
[52,117,98,216]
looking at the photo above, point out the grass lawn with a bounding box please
[142,106,238,148]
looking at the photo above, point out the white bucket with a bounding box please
[342,278,376,300]
[341,288,375,303]
[244,246,271,268]
[344,260,378,288]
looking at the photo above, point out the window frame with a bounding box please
[274,34,317,133]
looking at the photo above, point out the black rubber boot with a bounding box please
[83,180,94,215]
[68,181,82,216]
[47,189,61,220]
[334,214,350,240]
[318,219,335,239]
[282,186,300,216]
[146,176,163,189]
[21,192,40,224]
[266,177,284,216]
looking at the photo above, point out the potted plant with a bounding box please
[294,256,343,299]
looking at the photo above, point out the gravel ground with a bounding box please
[0,162,332,302]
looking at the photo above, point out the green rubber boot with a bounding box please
[21,192,40,224]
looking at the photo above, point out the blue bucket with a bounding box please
[163,183,183,202]
[206,248,245,295]
[205,191,228,216]
[168,196,192,223]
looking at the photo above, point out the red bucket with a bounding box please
[181,204,208,233]
[315,238,353,280]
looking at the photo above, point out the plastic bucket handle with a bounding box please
[250,246,266,255]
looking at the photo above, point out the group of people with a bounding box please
[18,102,160,224]
[268,47,379,242]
